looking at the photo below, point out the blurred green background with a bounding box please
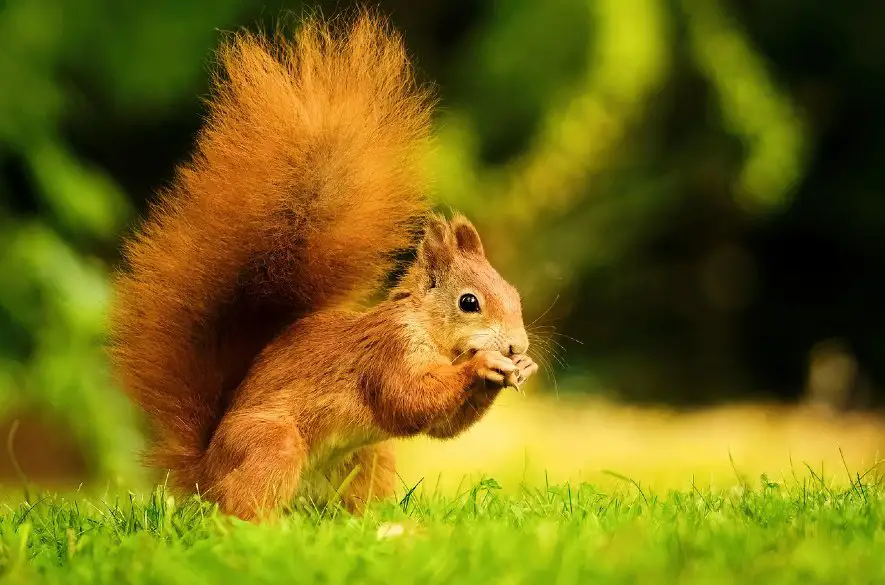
[1,0,884,485]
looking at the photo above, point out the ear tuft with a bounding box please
[450,213,485,257]
[418,213,454,284]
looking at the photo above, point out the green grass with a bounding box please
[1,471,884,584]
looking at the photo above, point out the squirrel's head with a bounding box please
[395,213,529,362]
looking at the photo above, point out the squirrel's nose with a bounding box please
[507,333,529,356]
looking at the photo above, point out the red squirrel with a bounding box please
[108,12,538,521]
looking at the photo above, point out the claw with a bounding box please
[507,354,538,392]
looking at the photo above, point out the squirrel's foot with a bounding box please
[507,354,539,390]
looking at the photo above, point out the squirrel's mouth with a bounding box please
[452,330,505,363]
[451,343,499,364]
[451,346,477,364]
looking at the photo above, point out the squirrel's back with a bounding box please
[108,12,435,489]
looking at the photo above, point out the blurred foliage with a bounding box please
[1,0,884,479]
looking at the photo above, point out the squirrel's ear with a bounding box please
[450,214,485,257]
[418,215,454,287]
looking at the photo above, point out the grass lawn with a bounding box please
[1,468,884,585]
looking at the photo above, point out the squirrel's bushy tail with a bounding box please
[108,12,434,490]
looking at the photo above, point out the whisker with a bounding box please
[527,324,584,345]
[530,350,558,398]
[528,294,560,328]
[540,338,570,362]
[542,332,583,345]
[543,349,567,369]
[544,337,566,351]
[528,331,563,352]
[529,338,563,370]
[449,331,494,364]
[528,333,568,370]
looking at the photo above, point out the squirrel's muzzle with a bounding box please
[506,329,529,357]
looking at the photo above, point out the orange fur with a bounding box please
[109,12,535,520]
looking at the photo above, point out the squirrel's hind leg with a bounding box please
[203,410,306,521]
[338,441,397,515]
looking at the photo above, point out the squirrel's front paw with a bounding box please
[506,354,539,388]
[470,350,517,387]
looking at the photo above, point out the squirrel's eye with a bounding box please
[458,293,481,313]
